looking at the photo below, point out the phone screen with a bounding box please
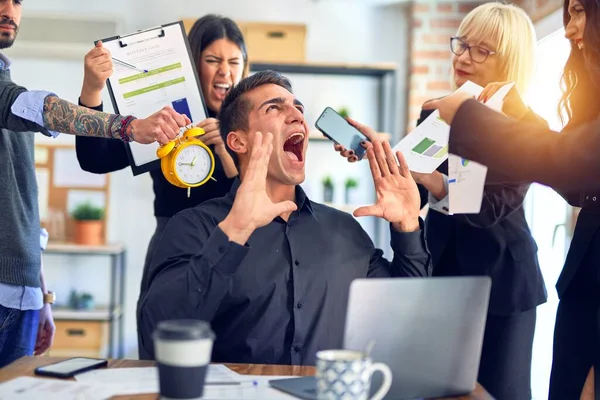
[315,107,368,158]
[38,357,106,374]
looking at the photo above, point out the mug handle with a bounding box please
[367,362,393,400]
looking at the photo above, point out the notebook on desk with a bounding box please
[269,277,491,400]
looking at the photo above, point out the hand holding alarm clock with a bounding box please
[156,127,216,197]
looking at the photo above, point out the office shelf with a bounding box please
[44,242,126,359]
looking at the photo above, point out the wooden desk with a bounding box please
[0,356,493,400]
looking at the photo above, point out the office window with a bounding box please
[525,27,572,400]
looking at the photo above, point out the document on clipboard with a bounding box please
[99,21,208,175]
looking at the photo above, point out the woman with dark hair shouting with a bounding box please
[74,14,249,358]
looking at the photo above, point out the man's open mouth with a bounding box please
[283,133,305,162]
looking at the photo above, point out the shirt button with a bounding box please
[294,260,300,266]
[293,345,301,352]
[296,302,302,309]
[594,197,597,202]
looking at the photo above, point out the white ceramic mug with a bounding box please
[316,349,392,400]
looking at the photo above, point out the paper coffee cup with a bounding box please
[153,320,215,399]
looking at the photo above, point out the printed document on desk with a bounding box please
[447,82,515,214]
[99,21,208,175]
[392,81,484,173]
[75,364,240,395]
[0,376,118,400]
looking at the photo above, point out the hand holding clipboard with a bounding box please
[82,40,191,145]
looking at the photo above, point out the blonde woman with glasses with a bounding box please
[336,3,546,399]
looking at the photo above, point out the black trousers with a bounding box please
[549,294,599,400]
[477,308,537,400]
[550,225,600,400]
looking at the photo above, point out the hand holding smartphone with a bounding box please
[315,107,369,159]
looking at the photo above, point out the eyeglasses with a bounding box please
[450,37,496,64]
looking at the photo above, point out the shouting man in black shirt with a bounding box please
[138,70,432,363]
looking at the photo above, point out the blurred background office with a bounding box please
[8,1,569,398]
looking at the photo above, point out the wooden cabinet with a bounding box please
[181,19,306,63]
[49,320,108,358]
[239,22,306,63]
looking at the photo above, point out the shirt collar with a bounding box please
[228,178,317,220]
[0,53,12,71]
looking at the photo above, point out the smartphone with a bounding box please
[315,107,369,159]
[34,357,108,378]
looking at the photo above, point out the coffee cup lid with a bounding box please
[153,319,215,341]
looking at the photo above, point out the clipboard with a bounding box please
[97,21,209,175]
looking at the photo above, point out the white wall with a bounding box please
[10,0,409,358]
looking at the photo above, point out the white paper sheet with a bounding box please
[392,81,485,173]
[75,364,241,396]
[201,375,301,400]
[53,148,106,188]
[101,23,207,169]
[448,156,488,214]
[35,168,50,221]
[0,376,118,400]
[446,82,513,214]
[34,146,49,164]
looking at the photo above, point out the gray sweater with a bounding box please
[0,68,52,287]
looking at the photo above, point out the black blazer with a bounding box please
[418,108,547,315]
[449,99,600,192]
[449,99,600,298]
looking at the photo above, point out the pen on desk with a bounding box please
[205,380,258,386]
[112,57,148,73]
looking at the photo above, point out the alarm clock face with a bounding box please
[175,144,213,185]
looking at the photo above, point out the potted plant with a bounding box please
[344,177,359,204]
[77,293,95,310]
[71,201,104,245]
[322,176,334,203]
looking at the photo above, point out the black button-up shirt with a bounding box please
[139,179,431,364]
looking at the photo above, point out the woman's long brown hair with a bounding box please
[558,0,600,130]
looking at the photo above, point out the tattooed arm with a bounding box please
[1,80,190,145]
[42,96,189,144]
[43,96,132,140]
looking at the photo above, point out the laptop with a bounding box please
[270,276,491,400]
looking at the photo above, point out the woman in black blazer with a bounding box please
[75,15,248,358]
[337,4,546,399]
[427,1,600,398]
[411,5,547,400]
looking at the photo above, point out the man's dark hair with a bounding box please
[218,70,293,167]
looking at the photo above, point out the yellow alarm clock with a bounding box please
[156,127,216,197]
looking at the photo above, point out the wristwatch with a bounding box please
[43,291,56,305]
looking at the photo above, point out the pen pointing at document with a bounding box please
[112,57,149,74]
[81,42,147,109]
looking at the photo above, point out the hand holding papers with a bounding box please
[446,82,514,214]
[394,80,514,214]
[392,81,485,174]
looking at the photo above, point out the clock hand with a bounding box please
[190,156,198,167]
